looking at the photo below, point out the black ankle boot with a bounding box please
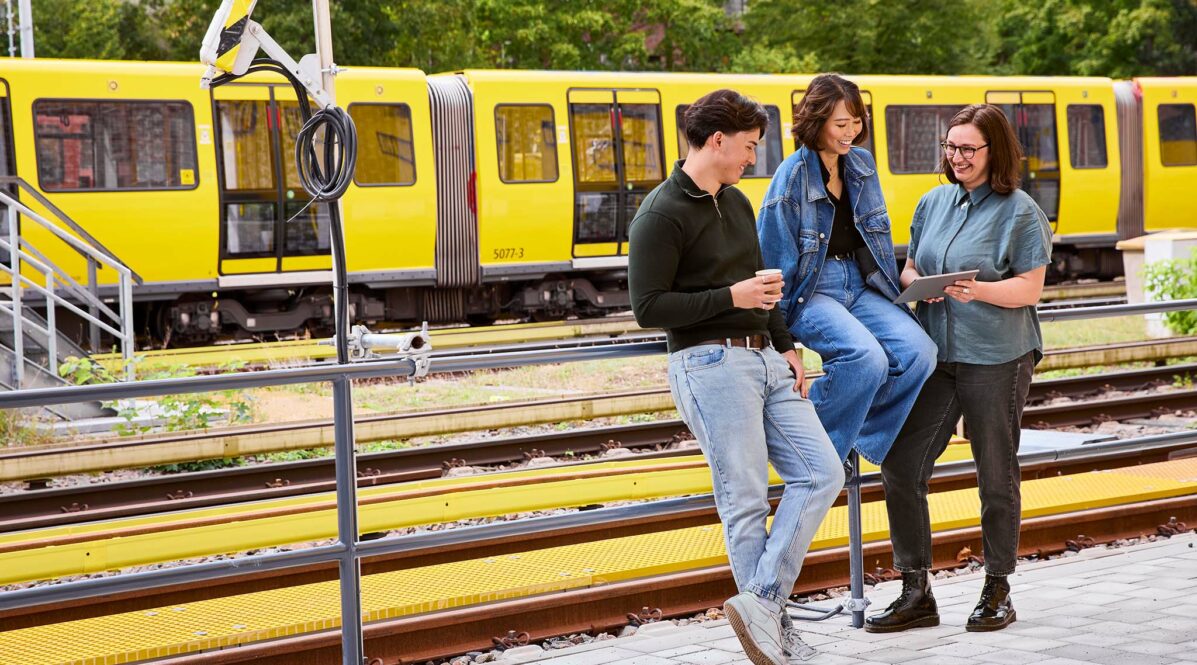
[966,574,1016,631]
[864,570,940,633]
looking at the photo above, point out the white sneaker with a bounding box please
[723,592,785,665]
[780,613,817,662]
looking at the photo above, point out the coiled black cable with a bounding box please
[209,59,358,363]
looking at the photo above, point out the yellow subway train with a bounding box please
[0,59,1194,345]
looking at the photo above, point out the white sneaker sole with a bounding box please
[725,602,783,665]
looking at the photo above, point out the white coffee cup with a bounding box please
[756,269,783,304]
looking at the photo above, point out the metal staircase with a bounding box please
[0,176,141,421]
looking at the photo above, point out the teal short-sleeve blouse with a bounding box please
[908,182,1052,365]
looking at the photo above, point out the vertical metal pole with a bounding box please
[16,0,31,58]
[6,1,17,59]
[87,258,99,352]
[45,271,56,378]
[8,204,22,388]
[847,451,865,628]
[120,272,134,381]
[311,3,364,664]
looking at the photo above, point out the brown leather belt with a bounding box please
[695,334,771,350]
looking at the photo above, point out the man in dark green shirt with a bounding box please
[628,89,841,665]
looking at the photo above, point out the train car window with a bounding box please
[33,100,198,191]
[348,103,417,185]
[884,105,964,173]
[215,100,274,191]
[495,105,558,183]
[620,104,664,183]
[1159,104,1197,166]
[225,202,275,254]
[1066,105,1107,168]
[676,104,784,177]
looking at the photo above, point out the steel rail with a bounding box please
[3,360,1195,486]
[4,432,1195,657]
[0,421,691,532]
[144,496,1197,665]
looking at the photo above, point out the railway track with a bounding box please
[3,364,1195,534]
[2,439,1193,664]
[5,350,1196,484]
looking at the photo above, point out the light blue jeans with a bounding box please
[796,257,938,464]
[668,345,842,607]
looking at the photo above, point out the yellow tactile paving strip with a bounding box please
[0,440,977,586]
[2,458,1194,665]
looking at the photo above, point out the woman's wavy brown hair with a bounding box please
[791,73,870,151]
[941,104,1023,194]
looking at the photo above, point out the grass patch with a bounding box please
[1041,315,1151,349]
[0,410,56,447]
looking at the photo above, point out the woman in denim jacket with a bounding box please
[758,74,937,467]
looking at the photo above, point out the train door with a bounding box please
[567,89,664,259]
[212,83,332,277]
[987,91,1061,223]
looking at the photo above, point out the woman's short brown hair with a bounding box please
[941,104,1023,194]
[683,89,770,150]
[791,73,870,151]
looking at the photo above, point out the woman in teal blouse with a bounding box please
[865,105,1052,635]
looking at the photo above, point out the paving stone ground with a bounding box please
[508,531,1197,665]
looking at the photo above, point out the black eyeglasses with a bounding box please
[940,142,989,160]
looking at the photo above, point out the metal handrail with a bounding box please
[0,243,125,339]
[0,180,136,386]
[0,295,1194,659]
[18,240,123,322]
[0,176,142,285]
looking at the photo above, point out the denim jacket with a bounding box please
[757,146,910,335]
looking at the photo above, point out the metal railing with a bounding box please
[0,177,140,387]
[0,299,1195,663]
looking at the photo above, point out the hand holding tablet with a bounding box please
[892,270,980,304]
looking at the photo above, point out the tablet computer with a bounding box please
[892,270,980,304]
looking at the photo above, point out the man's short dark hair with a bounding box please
[684,89,769,150]
[941,104,1024,195]
[792,73,870,151]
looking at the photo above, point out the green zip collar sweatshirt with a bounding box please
[628,161,795,355]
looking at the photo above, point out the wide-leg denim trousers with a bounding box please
[880,352,1035,576]
[668,344,842,607]
[795,258,938,463]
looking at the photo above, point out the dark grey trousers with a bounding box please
[880,352,1035,576]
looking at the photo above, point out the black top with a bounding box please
[819,156,865,257]
[627,162,795,354]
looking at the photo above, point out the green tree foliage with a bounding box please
[31,0,162,60]
[991,0,1197,77]
[735,0,996,75]
[25,0,1197,77]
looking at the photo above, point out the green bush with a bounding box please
[1143,248,1197,336]
[59,356,256,435]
